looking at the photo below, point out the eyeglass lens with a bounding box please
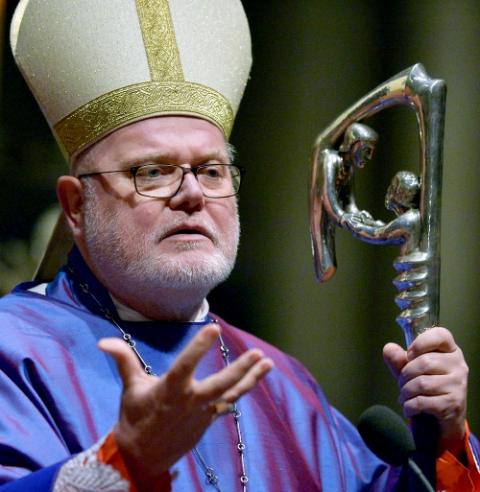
[135,164,241,198]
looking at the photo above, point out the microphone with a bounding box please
[358,405,434,492]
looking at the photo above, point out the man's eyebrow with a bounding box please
[195,150,230,163]
[118,149,230,167]
[117,153,171,167]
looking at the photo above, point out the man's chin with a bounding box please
[144,252,235,289]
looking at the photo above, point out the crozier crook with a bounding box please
[310,63,446,346]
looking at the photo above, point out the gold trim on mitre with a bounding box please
[135,0,184,81]
[54,81,234,159]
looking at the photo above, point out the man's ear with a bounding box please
[56,176,85,241]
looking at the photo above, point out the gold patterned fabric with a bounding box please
[55,81,234,157]
[135,0,184,81]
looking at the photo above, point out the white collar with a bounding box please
[110,295,210,322]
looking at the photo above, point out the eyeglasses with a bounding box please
[77,163,245,199]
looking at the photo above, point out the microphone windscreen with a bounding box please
[358,405,416,467]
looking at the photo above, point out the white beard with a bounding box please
[82,185,239,296]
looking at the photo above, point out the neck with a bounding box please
[110,287,209,322]
[103,276,210,321]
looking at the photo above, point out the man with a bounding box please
[1,0,478,490]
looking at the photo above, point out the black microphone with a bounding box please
[357,405,434,492]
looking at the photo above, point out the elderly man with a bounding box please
[1,0,478,491]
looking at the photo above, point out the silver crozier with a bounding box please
[309,63,446,488]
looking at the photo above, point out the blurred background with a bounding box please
[1,0,479,434]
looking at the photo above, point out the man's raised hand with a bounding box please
[98,324,274,490]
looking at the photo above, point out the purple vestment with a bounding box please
[1,248,461,490]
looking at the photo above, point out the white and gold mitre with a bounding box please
[10,0,252,162]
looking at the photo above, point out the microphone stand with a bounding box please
[409,414,439,491]
[407,455,435,492]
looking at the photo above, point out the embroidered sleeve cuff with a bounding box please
[436,422,480,491]
[52,432,172,492]
[97,432,137,491]
[52,434,130,492]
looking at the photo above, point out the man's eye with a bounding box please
[145,168,161,177]
[140,166,176,178]
[206,168,221,178]
[201,166,224,179]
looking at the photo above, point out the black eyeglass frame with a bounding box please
[77,163,246,199]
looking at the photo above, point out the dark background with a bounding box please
[1,0,479,435]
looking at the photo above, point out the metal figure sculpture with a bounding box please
[310,63,446,346]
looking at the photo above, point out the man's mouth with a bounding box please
[169,229,205,237]
[172,229,199,235]
[162,224,214,242]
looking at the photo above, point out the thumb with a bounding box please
[383,342,407,381]
[98,337,145,387]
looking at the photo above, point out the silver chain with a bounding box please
[69,268,249,491]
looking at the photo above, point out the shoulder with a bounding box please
[213,315,356,440]
[1,281,63,320]
[0,280,96,354]
[0,283,49,320]
[214,314,322,393]
[0,287,62,353]
[215,314,297,358]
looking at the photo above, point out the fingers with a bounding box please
[401,388,467,444]
[398,351,468,403]
[399,374,452,406]
[402,394,459,420]
[221,357,274,403]
[101,324,272,406]
[385,328,460,387]
[165,327,273,421]
[398,351,455,386]
[98,337,146,387]
[389,327,469,445]
[383,342,407,379]
[199,350,274,402]
[399,330,466,388]
[166,324,220,388]
[407,327,456,359]
[198,349,263,396]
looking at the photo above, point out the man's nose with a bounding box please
[168,170,205,211]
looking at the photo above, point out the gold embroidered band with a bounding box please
[135,0,184,81]
[54,81,234,158]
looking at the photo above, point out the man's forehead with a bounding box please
[104,116,225,144]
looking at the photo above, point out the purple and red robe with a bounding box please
[0,248,477,490]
